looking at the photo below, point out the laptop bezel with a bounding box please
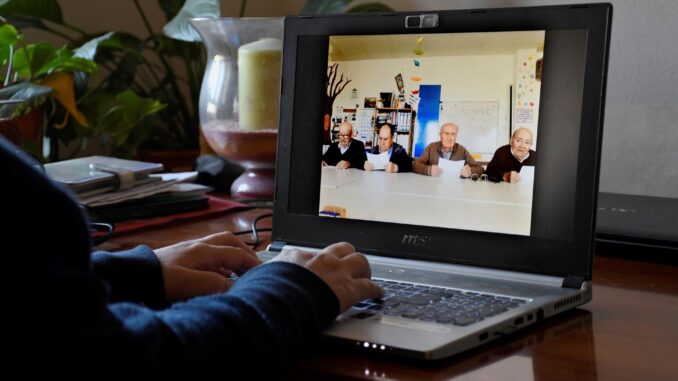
[272,4,612,280]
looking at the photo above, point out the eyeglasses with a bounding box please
[514,138,532,145]
[338,133,351,138]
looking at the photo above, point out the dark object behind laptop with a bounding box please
[596,192,678,258]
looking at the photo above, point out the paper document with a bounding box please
[366,152,390,170]
[519,166,535,183]
[80,172,202,207]
[438,158,464,177]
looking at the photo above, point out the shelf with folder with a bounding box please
[372,108,416,155]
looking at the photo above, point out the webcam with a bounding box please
[405,14,439,29]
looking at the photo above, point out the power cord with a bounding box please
[90,222,115,245]
[234,212,273,247]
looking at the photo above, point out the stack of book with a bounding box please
[45,156,211,222]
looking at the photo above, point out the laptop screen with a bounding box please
[319,31,545,236]
[275,5,611,278]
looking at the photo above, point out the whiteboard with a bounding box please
[439,101,499,155]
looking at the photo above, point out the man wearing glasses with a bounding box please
[322,121,367,170]
[485,128,537,183]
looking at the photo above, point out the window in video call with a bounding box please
[318,31,545,236]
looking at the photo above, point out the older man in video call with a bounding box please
[364,123,412,173]
[485,127,537,183]
[413,122,483,177]
[322,121,367,170]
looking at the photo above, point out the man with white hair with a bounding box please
[322,121,367,170]
[485,127,537,183]
[413,122,483,177]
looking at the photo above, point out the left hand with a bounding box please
[460,164,472,178]
[154,231,262,303]
[336,160,350,170]
[385,162,398,173]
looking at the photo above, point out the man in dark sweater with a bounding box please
[485,127,537,183]
[1,135,382,377]
[322,121,367,170]
[364,123,413,173]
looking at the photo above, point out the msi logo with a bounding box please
[401,234,432,247]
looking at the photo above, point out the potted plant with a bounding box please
[0,17,166,162]
[1,1,194,164]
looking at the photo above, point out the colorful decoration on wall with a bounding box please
[413,59,420,67]
[411,76,422,82]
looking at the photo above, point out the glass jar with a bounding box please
[191,17,284,200]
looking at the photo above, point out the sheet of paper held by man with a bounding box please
[519,166,535,183]
[366,152,390,170]
[438,158,464,177]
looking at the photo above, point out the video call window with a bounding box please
[318,31,546,236]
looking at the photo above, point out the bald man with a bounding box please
[322,121,367,170]
[413,122,483,177]
[485,128,537,183]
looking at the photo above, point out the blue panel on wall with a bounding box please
[414,85,441,157]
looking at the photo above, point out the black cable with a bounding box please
[233,213,273,247]
[90,222,115,245]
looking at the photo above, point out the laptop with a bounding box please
[597,192,678,252]
[259,3,612,360]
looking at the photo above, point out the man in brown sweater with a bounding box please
[413,122,484,177]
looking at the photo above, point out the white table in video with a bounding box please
[318,167,534,235]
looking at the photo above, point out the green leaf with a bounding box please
[74,32,115,60]
[163,0,220,42]
[0,23,21,67]
[0,81,51,118]
[71,33,113,93]
[0,0,63,24]
[0,23,20,46]
[13,43,57,78]
[90,89,166,155]
[300,0,353,15]
[32,45,97,78]
[346,3,394,13]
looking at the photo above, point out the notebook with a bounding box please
[259,3,612,360]
[597,192,678,252]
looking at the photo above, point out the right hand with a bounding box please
[508,171,521,183]
[364,161,374,171]
[336,160,350,170]
[271,242,383,312]
[430,165,443,177]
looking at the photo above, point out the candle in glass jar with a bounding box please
[237,37,282,130]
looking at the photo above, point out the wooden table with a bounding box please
[100,205,678,381]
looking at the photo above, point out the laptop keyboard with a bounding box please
[351,279,529,327]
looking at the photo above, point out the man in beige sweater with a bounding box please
[413,122,484,177]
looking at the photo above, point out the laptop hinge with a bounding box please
[269,240,287,253]
[562,275,586,289]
